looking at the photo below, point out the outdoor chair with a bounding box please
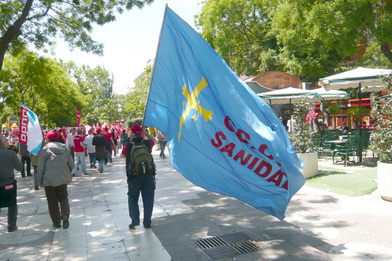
[332,135,360,166]
[360,130,371,158]
[320,130,340,158]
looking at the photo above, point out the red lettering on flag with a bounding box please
[19,107,29,144]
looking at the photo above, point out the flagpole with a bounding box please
[142,4,170,126]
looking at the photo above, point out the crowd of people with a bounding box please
[0,124,168,233]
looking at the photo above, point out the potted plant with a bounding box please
[288,98,319,179]
[370,73,392,201]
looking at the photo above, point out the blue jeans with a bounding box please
[98,159,105,171]
[72,152,87,174]
[159,141,167,157]
[127,174,155,227]
[88,152,96,167]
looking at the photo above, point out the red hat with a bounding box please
[95,128,102,133]
[131,124,142,135]
[46,130,59,140]
[88,128,94,133]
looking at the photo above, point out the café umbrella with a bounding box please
[319,67,392,162]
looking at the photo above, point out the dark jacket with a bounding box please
[0,147,23,186]
[93,134,107,160]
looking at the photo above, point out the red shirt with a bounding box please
[103,131,112,143]
[73,135,85,152]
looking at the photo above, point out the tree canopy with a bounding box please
[0,50,85,127]
[0,0,154,70]
[196,0,279,76]
[0,50,121,128]
[197,0,392,82]
[123,65,152,123]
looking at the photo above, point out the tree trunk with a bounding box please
[0,0,34,70]
[381,42,392,63]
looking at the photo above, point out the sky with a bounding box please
[53,0,202,95]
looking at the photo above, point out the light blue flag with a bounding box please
[19,103,43,155]
[144,7,305,220]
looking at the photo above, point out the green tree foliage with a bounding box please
[0,50,85,127]
[269,0,392,80]
[370,73,392,163]
[288,98,314,153]
[196,0,280,76]
[124,66,151,122]
[63,62,123,125]
[197,0,392,81]
[0,0,154,70]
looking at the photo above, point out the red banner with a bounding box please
[19,106,29,144]
[76,106,81,126]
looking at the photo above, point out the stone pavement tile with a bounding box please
[123,229,171,261]
[86,236,126,257]
[49,234,87,261]
[53,226,87,240]
[87,252,130,261]
[329,242,392,261]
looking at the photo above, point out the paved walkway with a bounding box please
[1,150,392,260]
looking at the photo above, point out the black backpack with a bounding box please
[127,141,155,177]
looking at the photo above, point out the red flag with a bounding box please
[76,106,81,126]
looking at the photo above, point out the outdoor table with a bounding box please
[325,140,348,160]
[325,140,347,144]
[339,135,348,140]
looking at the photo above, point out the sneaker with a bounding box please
[128,223,140,229]
[62,215,69,229]
[144,225,151,229]
[53,224,61,229]
[34,186,39,191]
[7,226,18,232]
[98,169,103,173]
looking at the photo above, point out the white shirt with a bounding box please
[84,134,96,153]
[65,133,75,148]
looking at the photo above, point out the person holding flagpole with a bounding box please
[121,125,156,229]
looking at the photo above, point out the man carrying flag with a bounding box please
[143,7,305,220]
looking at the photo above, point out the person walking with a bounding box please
[17,142,32,178]
[121,125,156,229]
[103,127,115,163]
[84,129,96,168]
[72,129,88,176]
[120,129,129,148]
[111,129,118,156]
[30,140,45,191]
[65,127,76,160]
[92,128,107,173]
[0,135,23,232]
[156,131,167,158]
[37,130,74,229]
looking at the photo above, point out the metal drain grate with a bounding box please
[195,236,227,249]
[195,232,262,260]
